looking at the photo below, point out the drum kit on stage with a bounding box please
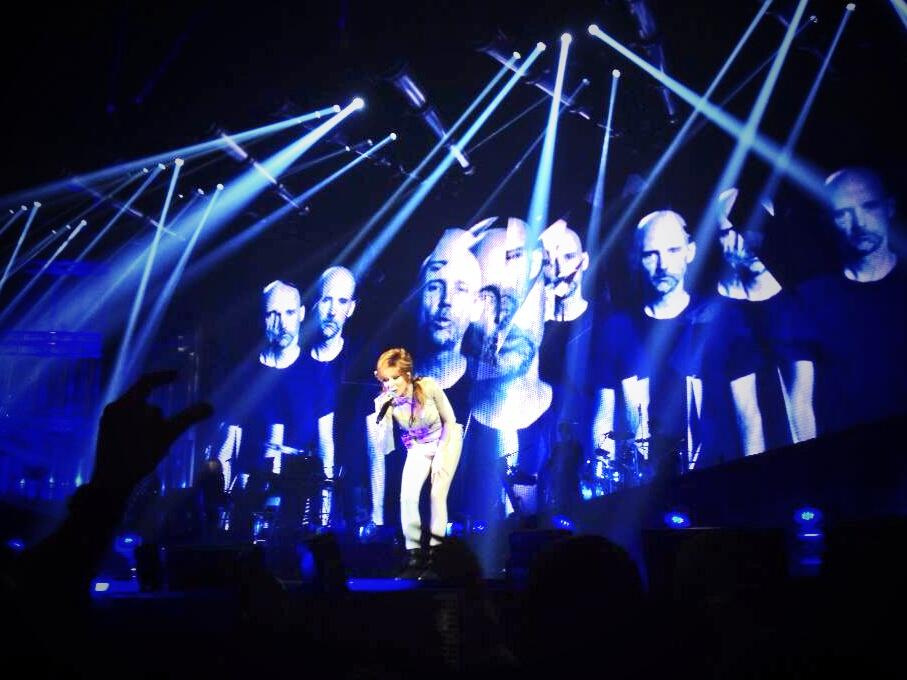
[580,429,687,499]
[220,444,335,543]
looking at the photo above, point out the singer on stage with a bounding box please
[367,347,462,579]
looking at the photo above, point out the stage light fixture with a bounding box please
[551,515,575,531]
[588,23,599,34]
[196,188,205,195]
[174,157,184,167]
[612,69,621,78]
[561,32,573,44]
[6,538,25,552]
[513,51,521,59]
[352,97,365,110]
[386,64,473,173]
[389,132,397,141]
[333,104,342,113]
[216,183,224,191]
[846,3,855,10]
[663,511,691,528]
[794,506,823,526]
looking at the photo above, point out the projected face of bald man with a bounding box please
[827,170,894,259]
[637,212,695,300]
[315,267,356,342]
[541,224,588,299]
[263,283,302,350]
[419,248,480,351]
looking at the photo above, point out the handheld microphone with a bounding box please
[376,396,394,424]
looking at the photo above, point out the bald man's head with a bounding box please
[825,167,895,257]
[263,280,303,349]
[635,210,695,298]
[315,266,357,340]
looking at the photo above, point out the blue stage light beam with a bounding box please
[1,105,341,208]
[8,226,69,277]
[125,185,223,379]
[685,14,817,144]
[0,201,42,298]
[325,58,518,273]
[889,1,907,29]
[10,173,149,275]
[197,99,362,234]
[9,166,166,333]
[742,3,853,237]
[8,170,144,274]
[586,0,774,271]
[218,131,306,212]
[526,33,572,247]
[186,132,398,281]
[588,20,827,200]
[0,205,27,241]
[467,78,589,227]
[282,145,355,179]
[353,43,546,279]
[467,93,549,154]
[106,158,184,398]
[0,220,87,326]
[586,69,621,260]
[51,103,361,337]
[685,0,809,290]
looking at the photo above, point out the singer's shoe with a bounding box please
[417,546,441,582]
[396,548,425,580]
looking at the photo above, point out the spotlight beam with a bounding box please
[586,69,621,265]
[891,0,907,29]
[106,160,184,398]
[282,146,352,180]
[0,220,87,326]
[186,132,398,282]
[125,187,222,379]
[743,3,853,237]
[52,101,361,338]
[467,79,589,227]
[0,202,42,298]
[588,19,827,200]
[686,15,817,143]
[69,176,185,238]
[526,33,572,244]
[0,106,340,208]
[685,0,810,289]
[587,0,774,272]
[0,207,26,242]
[9,226,69,278]
[352,43,546,280]
[327,58,519,274]
[466,93,549,154]
[9,166,166,333]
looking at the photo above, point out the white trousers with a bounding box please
[400,450,453,550]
